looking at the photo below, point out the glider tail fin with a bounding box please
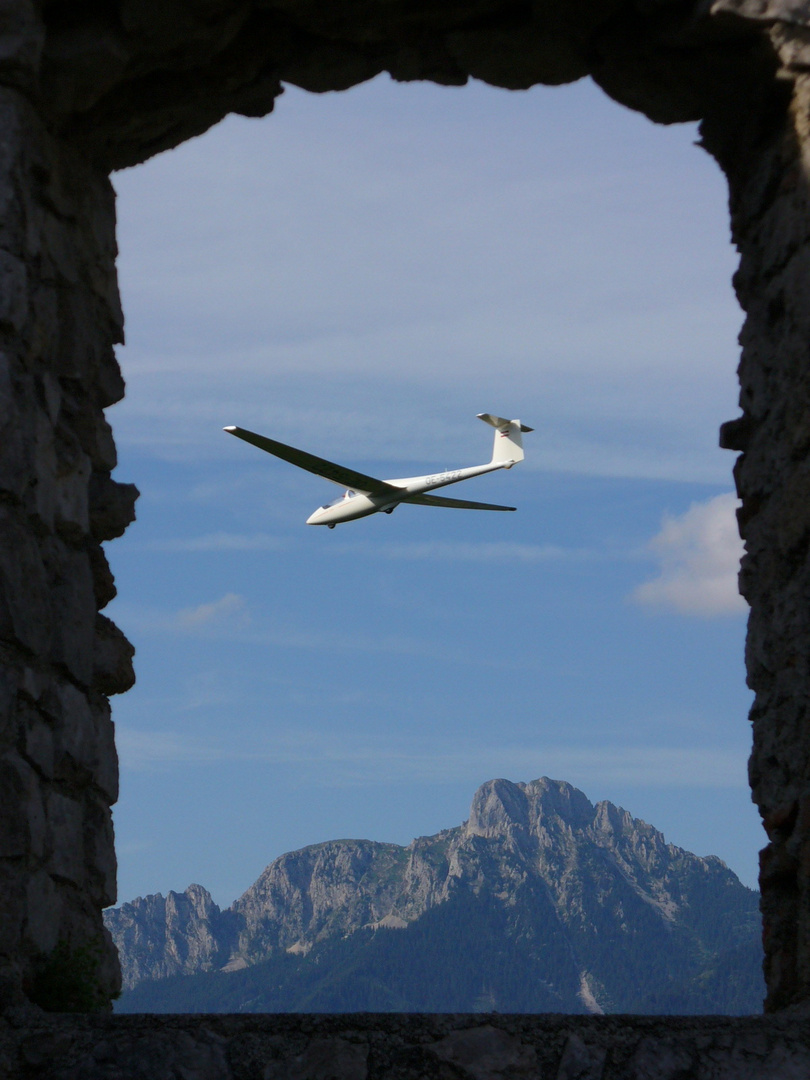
[477,413,534,468]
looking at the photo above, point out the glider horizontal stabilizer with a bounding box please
[223,426,396,494]
[404,493,516,511]
[477,413,534,433]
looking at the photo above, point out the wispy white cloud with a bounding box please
[110,599,529,666]
[141,533,287,553]
[117,725,746,790]
[632,492,746,617]
[174,592,249,629]
[116,728,228,768]
[336,540,578,563]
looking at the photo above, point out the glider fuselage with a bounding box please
[305,462,505,527]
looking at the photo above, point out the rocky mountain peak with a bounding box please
[107,777,762,1012]
[524,777,595,827]
[466,776,602,844]
[166,883,217,923]
[466,777,531,838]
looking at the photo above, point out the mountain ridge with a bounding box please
[106,777,763,1014]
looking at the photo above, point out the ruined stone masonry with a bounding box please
[0,9,137,1009]
[1,0,810,1057]
[4,1012,810,1080]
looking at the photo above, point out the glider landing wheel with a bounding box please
[385,508,394,514]
[328,523,335,529]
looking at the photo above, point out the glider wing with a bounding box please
[224,426,396,494]
[403,493,516,511]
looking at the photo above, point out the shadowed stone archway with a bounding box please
[1,0,810,1018]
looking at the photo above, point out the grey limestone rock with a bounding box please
[105,885,236,990]
[107,777,762,1012]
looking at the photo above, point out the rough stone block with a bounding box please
[53,282,118,384]
[0,352,32,499]
[24,868,59,953]
[45,542,96,688]
[556,1033,607,1080]
[41,19,130,116]
[29,283,59,358]
[46,790,85,887]
[83,414,117,473]
[88,473,138,541]
[0,247,27,330]
[0,2,42,96]
[82,791,116,908]
[629,1037,695,1079]
[447,25,587,89]
[39,209,81,286]
[0,92,25,256]
[37,370,61,424]
[32,403,94,537]
[87,543,116,610]
[19,664,47,706]
[0,656,17,744]
[52,682,96,785]
[0,753,44,858]
[279,1037,369,1080]
[0,861,25,952]
[0,505,51,656]
[96,346,126,405]
[22,702,55,779]
[430,1025,538,1080]
[85,221,124,330]
[53,429,91,538]
[119,0,249,64]
[93,614,135,697]
[32,402,60,531]
[90,696,118,804]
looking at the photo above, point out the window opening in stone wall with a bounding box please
[104,74,759,1011]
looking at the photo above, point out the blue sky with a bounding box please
[106,74,759,909]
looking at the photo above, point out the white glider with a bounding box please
[223,414,533,528]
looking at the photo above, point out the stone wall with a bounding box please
[705,6,810,1010]
[3,1012,810,1079]
[3,0,810,1019]
[0,13,136,1007]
